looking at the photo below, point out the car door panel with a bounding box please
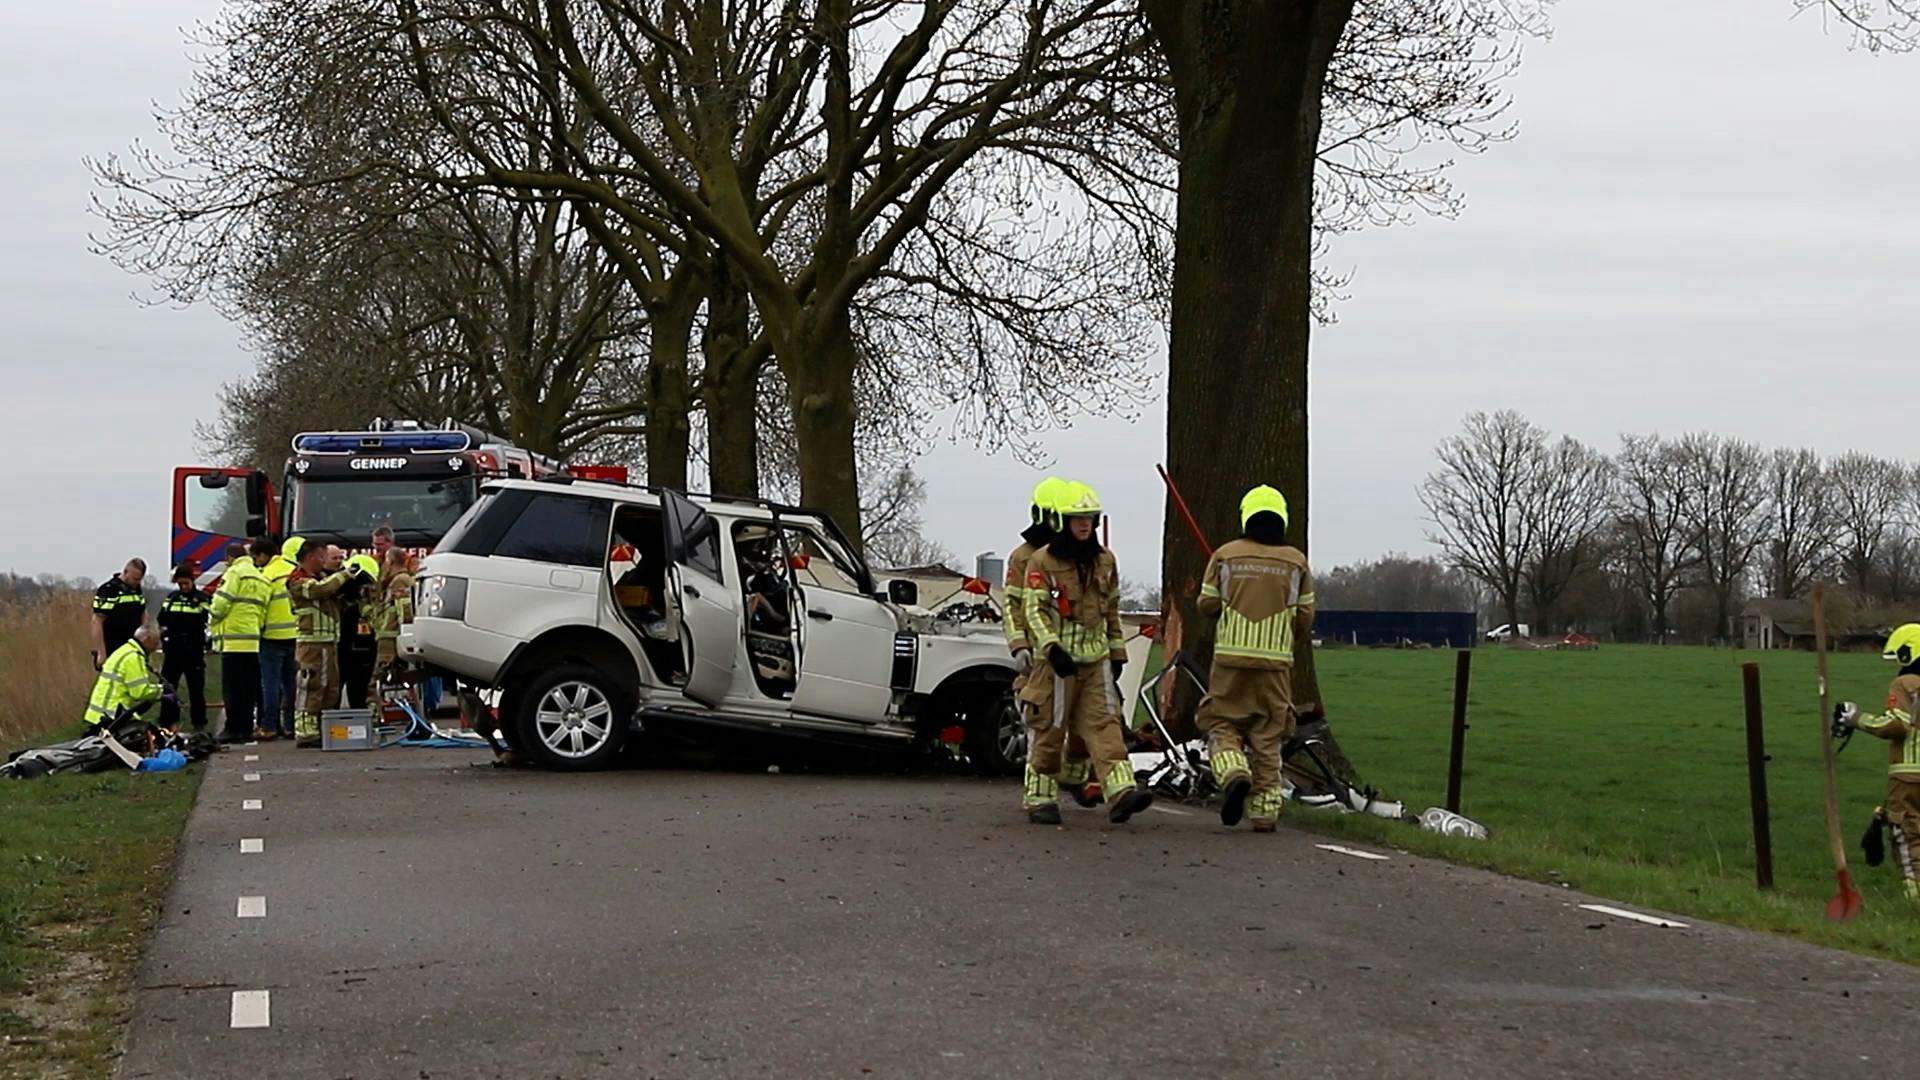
[661,490,739,708]
[789,585,897,722]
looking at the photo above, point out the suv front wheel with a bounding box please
[512,663,630,771]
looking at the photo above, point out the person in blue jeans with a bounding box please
[257,536,300,738]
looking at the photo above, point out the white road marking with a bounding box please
[240,838,263,854]
[243,799,262,811]
[244,741,258,748]
[1150,805,1194,816]
[230,990,270,1029]
[1315,843,1391,861]
[237,896,266,918]
[244,754,259,762]
[243,773,261,782]
[1578,903,1689,929]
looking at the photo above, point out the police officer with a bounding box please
[90,558,147,669]
[84,626,162,730]
[1195,485,1316,833]
[288,543,352,747]
[156,563,211,731]
[1835,623,1920,902]
[1017,482,1152,825]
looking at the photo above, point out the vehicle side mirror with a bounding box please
[245,471,268,514]
[886,579,918,606]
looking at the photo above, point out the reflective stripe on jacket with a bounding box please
[289,568,350,643]
[208,562,272,654]
[372,572,414,641]
[84,639,159,725]
[260,556,298,642]
[1198,538,1315,670]
[1022,547,1125,664]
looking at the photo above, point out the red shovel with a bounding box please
[1812,586,1864,922]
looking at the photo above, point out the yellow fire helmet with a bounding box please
[1030,476,1069,530]
[282,536,306,562]
[347,553,381,580]
[1883,623,1920,666]
[1240,485,1290,531]
[1059,481,1104,519]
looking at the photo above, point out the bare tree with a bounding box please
[1828,452,1904,595]
[1762,447,1833,599]
[1421,410,1545,636]
[1521,436,1614,634]
[1612,434,1698,641]
[1798,0,1920,51]
[1676,433,1770,644]
[1315,554,1480,613]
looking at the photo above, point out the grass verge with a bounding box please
[1286,644,1918,965]
[0,729,204,1079]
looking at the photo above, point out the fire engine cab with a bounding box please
[171,418,626,578]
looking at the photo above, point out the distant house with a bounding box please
[1741,597,1893,651]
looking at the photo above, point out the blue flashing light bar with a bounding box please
[292,431,472,454]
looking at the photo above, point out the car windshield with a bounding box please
[287,476,478,542]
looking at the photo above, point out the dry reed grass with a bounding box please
[0,593,100,748]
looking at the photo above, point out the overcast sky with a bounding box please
[2,1,1916,581]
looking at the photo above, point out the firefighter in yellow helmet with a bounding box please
[1017,482,1153,825]
[257,536,304,739]
[1196,485,1315,832]
[287,542,352,747]
[1003,478,1100,806]
[1834,623,1920,902]
[366,548,415,706]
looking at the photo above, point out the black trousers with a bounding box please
[159,650,207,730]
[341,638,375,710]
[221,652,260,739]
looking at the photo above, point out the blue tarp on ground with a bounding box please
[1317,610,1477,648]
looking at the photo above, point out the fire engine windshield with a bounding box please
[287,476,479,541]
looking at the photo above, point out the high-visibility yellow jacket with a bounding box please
[260,556,297,643]
[208,561,271,655]
[1198,538,1315,670]
[1023,546,1125,665]
[1860,674,1920,782]
[84,638,159,726]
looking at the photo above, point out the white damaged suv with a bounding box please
[402,478,1022,771]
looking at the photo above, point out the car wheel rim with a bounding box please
[534,681,614,759]
[996,704,1026,766]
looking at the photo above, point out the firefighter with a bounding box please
[1005,478,1101,807]
[83,626,161,730]
[258,537,301,739]
[368,548,415,705]
[288,542,352,748]
[1017,482,1152,825]
[1195,485,1315,833]
[1835,623,1920,902]
[156,563,211,731]
[340,553,382,710]
[90,558,148,668]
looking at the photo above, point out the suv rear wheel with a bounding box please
[512,663,630,771]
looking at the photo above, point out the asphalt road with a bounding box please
[120,743,1920,1080]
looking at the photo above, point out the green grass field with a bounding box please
[1297,644,1917,964]
[0,728,203,1078]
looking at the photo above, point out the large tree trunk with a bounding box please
[644,295,698,490]
[1144,1,1356,777]
[703,260,761,497]
[785,310,863,544]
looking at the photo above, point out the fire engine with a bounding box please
[170,418,628,577]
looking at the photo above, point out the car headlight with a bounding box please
[418,575,468,621]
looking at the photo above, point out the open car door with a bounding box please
[660,489,739,707]
[171,466,274,584]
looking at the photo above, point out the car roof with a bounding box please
[480,477,818,524]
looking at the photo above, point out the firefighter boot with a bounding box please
[1028,803,1062,826]
[1219,776,1253,828]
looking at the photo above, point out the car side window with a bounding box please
[791,529,866,595]
[490,493,611,567]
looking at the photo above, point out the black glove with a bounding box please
[1046,645,1076,678]
[1110,658,1126,683]
[1832,701,1858,740]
